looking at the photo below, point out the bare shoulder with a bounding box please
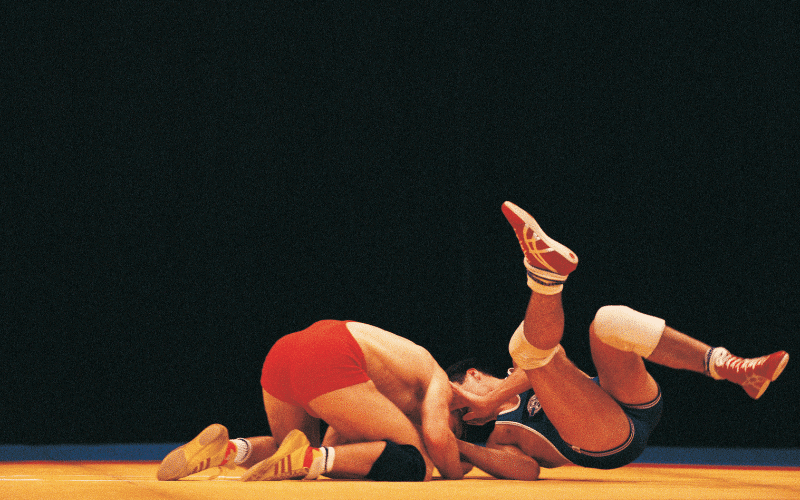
[346,321,434,363]
[345,321,437,391]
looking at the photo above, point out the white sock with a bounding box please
[524,258,568,295]
[323,446,335,474]
[706,347,731,380]
[232,438,252,465]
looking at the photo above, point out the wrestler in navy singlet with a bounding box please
[495,377,663,470]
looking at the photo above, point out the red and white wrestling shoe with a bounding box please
[501,201,578,294]
[157,424,237,481]
[712,350,789,400]
[241,429,324,481]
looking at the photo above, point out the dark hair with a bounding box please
[446,358,501,445]
[445,358,498,384]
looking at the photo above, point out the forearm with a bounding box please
[422,368,466,479]
[486,367,531,406]
[457,440,540,480]
[425,431,464,479]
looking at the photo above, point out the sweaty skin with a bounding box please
[348,322,436,422]
[345,322,463,480]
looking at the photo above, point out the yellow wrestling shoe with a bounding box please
[240,429,323,481]
[156,423,237,481]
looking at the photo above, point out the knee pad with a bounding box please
[365,441,427,482]
[592,305,666,358]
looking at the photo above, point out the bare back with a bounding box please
[345,321,440,423]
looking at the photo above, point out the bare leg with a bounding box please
[308,381,434,480]
[238,436,277,469]
[520,292,632,452]
[589,321,659,406]
[259,384,433,480]
[588,305,719,405]
[647,326,790,401]
[239,433,382,471]
[646,326,711,373]
[319,425,392,478]
[262,389,321,447]
[522,292,564,350]
[590,310,789,401]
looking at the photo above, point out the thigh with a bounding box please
[308,381,425,451]
[589,320,660,406]
[262,389,321,447]
[524,348,631,452]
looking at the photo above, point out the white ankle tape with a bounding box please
[524,259,567,295]
[592,305,665,358]
[508,321,561,369]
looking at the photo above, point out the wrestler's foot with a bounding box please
[713,350,789,400]
[241,430,324,481]
[501,201,578,293]
[157,423,237,480]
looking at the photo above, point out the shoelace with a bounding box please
[723,355,765,373]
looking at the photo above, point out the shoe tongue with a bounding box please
[220,441,237,466]
[304,447,323,479]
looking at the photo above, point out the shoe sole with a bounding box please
[750,352,789,399]
[240,429,310,481]
[502,201,578,271]
[157,424,229,481]
[769,352,789,381]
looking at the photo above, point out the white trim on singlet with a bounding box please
[492,420,573,465]
[497,395,522,415]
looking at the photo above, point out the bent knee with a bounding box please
[590,305,623,342]
[591,305,665,358]
[591,305,623,337]
[366,441,428,482]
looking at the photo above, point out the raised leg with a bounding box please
[518,293,633,452]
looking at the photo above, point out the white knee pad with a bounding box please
[592,305,665,358]
[508,321,561,369]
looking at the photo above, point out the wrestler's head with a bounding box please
[445,358,497,396]
[446,359,515,426]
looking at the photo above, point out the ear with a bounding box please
[466,368,481,380]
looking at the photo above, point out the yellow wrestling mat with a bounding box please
[1,462,799,500]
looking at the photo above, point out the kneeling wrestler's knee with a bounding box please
[365,441,427,482]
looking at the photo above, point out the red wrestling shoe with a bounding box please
[501,201,578,293]
[714,350,789,399]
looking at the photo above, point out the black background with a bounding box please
[3,3,798,449]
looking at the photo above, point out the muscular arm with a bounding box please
[487,366,531,405]
[457,440,540,480]
[420,369,465,479]
[452,367,532,424]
